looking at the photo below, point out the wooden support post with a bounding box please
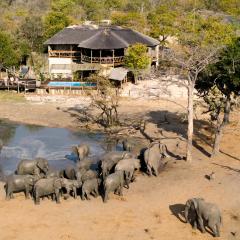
[100,50,102,64]
[91,50,93,64]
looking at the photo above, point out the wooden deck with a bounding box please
[0,79,38,92]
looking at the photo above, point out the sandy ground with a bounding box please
[0,94,239,240]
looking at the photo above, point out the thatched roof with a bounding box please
[45,25,159,49]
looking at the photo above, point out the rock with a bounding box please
[205,171,215,181]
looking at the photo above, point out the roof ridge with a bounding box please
[110,30,129,47]
[78,30,102,45]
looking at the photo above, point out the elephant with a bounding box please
[81,178,101,200]
[81,170,98,183]
[122,140,133,152]
[75,168,87,181]
[103,171,124,203]
[185,198,222,237]
[76,158,92,171]
[16,158,49,178]
[72,144,90,161]
[46,169,61,178]
[99,151,136,179]
[115,158,141,188]
[33,178,63,205]
[60,165,77,180]
[61,178,81,199]
[143,142,165,176]
[4,174,36,200]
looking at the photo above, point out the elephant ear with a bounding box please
[36,158,45,170]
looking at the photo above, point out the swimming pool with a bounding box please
[47,81,97,87]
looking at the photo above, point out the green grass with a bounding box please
[0,91,26,102]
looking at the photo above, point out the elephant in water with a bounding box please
[185,198,222,237]
[16,158,49,178]
[72,144,90,161]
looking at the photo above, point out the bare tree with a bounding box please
[86,75,120,128]
[168,45,220,162]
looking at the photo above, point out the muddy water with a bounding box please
[0,120,108,174]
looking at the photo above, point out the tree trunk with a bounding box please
[211,96,231,157]
[186,82,194,162]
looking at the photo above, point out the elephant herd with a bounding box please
[4,141,166,204]
[3,140,222,237]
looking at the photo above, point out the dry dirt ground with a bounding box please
[0,94,239,240]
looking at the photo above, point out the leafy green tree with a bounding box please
[147,5,177,45]
[77,0,107,21]
[0,31,19,67]
[19,15,43,52]
[111,11,147,32]
[124,0,151,13]
[104,0,126,10]
[218,0,240,16]
[43,0,77,39]
[196,38,240,157]
[124,43,151,83]
[43,12,71,39]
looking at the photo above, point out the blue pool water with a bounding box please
[47,82,97,87]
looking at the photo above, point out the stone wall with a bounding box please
[120,76,188,100]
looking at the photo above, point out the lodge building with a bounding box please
[45,24,160,81]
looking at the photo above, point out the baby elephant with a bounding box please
[185,198,222,237]
[103,171,124,203]
[81,178,101,200]
[61,178,81,199]
[4,174,35,200]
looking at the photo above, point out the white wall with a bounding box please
[49,58,72,65]
[49,58,73,79]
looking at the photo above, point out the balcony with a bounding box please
[81,54,125,65]
[49,50,81,58]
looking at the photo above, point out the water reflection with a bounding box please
[0,120,106,174]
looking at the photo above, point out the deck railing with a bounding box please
[49,50,81,58]
[81,55,125,65]
[48,51,125,65]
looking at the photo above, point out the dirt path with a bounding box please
[0,94,239,240]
